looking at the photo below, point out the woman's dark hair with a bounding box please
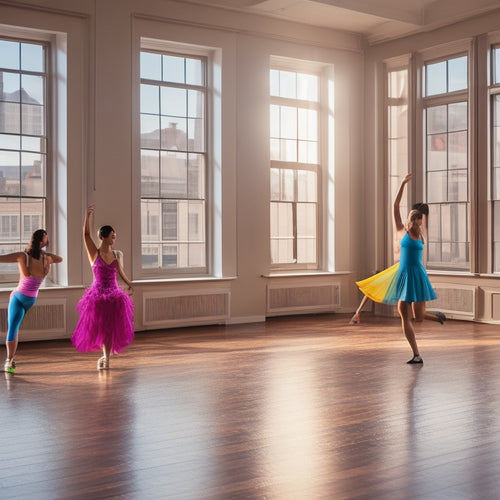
[26,229,47,260]
[98,225,114,240]
[412,202,429,216]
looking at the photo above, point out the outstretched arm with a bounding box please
[83,204,98,265]
[394,173,412,233]
[0,252,24,264]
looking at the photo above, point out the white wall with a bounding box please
[0,0,365,339]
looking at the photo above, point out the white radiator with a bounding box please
[267,283,340,315]
[0,298,67,342]
[143,290,230,327]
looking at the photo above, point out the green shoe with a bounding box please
[4,359,15,374]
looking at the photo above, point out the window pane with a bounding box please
[0,40,19,70]
[448,56,467,92]
[270,104,279,138]
[163,55,184,84]
[0,102,21,134]
[448,169,468,201]
[141,150,160,197]
[279,71,296,99]
[427,105,447,134]
[21,43,43,72]
[280,106,297,139]
[1,71,20,100]
[188,153,205,199]
[297,73,318,101]
[427,171,447,202]
[140,114,160,149]
[495,48,500,84]
[388,69,407,99]
[448,131,467,170]
[21,152,45,197]
[22,104,44,135]
[426,61,446,96]
[0,134,20,150]
[280,169,295,201]
[270,69,279,97]
[297,170,317,202]
[21,75,44,105]
[298,141,317,164]
[280,139,297,162]
[448,102,467,131]
[141,52,161,81]
[297,203,316,237]
[298,108,317,141]
[161,151,187,198]
[161,117,187,151]
[187,89,204,119]
[494,167,500,200]
[21,198,44,241]
[140,84,159,114]
[187,117,204,152]
[427,134,447,171]
[161,87,186,117]
[186,58,204,86]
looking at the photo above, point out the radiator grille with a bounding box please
[143,292,230,326]
[267,284,340,314]
[432,286,475,314]
[0,300,66,340]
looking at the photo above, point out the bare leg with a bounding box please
[411,300,446,324]
[398,300,422,362]
[349,295,369,325]
[6,339,18,362]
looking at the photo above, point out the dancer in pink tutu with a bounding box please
[71,204,134,370]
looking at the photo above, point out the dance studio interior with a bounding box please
[2,0,500,497]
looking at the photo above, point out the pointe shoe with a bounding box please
[97,356,110,370]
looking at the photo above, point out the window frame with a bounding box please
[269,59,324,271]
[138,42,211,278]
[415,40,474,272]
[0,33,53,283]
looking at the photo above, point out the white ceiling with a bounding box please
[182,0,500,44]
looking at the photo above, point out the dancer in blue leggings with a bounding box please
[0,229,62,373]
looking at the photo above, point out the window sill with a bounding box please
[133,276,238,284]
[262,271,351,278]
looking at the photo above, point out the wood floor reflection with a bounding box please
[2,313,500,499]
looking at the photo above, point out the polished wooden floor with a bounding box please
[2,313,500,499]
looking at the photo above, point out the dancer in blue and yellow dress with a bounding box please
[355,174,438,364]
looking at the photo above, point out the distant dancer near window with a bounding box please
[354,174,442,364]
[350,201,446,327]
[1,229,63,374]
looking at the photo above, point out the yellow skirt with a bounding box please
[355,263,399,304]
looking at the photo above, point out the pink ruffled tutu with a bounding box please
[72,255,134,354]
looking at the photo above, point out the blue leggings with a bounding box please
[7,292,36,342]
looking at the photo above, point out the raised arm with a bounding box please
[83,204,99,265]
[45,252,63,265]
[393,173,412,233]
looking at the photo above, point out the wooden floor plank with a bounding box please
[2,313,500,498]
